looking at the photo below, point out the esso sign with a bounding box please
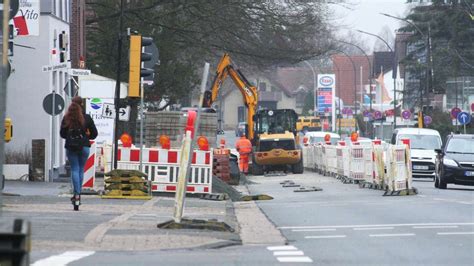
[319,76,334,87]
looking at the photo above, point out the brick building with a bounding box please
[331,55,372,113]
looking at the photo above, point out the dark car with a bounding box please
[434,134,474,189]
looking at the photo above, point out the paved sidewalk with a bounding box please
[0,179,288,253]
[1,180,240,251]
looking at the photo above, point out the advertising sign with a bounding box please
[86,98,114,145]
[315,74,336,130]
[13,0,40,36]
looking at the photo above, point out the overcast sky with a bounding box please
[332,0,411,48]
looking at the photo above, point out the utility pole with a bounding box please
[113,0,125,169]
[1,0,11,192]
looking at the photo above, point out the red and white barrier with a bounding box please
[117,147,213,194]
[82,141,96,189]
[350,146,365,181]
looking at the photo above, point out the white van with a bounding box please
[391,128,442,179]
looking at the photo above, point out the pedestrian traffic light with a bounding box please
[128,35,154,98]
[4,118,12,143]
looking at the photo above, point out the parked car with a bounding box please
[235,122,247,137]
[434,134,474,189]
[391,128,442,179]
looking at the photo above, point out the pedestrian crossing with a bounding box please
[267,245,313,263]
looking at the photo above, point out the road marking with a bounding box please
[32,251,95,266]
[353,227,394,231]
[418,195,427,198]
[279,222,474,230]
[305,235,347,239]
[267,245,297,251]
[369,233,415,237]
[434,198,453,202]
[274,251,305,256]
[292,228,336,232]
[437,232,474,236]
[277,257,313,263]
[413,225,458,229]
[456,201,473,205]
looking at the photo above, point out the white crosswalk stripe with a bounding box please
[267,245,313,263]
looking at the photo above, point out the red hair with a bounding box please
[63,103,85,129]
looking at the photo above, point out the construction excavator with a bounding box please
[203,53,303,175]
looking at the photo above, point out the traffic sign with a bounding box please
[102,103,130,121]
[451,107,462,119]
[374,111,382,120]
[42,93,65,116]
[69,68,91,76]
[424,115,432,126]
[42,63,68,72]
[457,112,471,125]
[402,110,411,120]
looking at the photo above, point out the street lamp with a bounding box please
[303,60,317,116]
[336,40,374,112]
[357,29,398,130]
[331,49,358,131]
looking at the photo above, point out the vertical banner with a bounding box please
[316,74,336,131]
[13,0,40,36]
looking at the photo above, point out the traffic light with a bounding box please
[128,35,154,97]
[417,111,424,128]
[4,118,12,143]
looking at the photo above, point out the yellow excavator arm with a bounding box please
[203,53,258,140]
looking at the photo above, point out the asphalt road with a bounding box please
[248,172,474,265]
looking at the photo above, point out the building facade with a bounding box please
[7,0,72,180]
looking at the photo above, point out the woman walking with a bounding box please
[60,98,97,210]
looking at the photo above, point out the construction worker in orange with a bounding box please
[235,133,253,174]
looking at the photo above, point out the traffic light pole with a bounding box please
[113,0,125,169]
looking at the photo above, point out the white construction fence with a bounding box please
[302,140,415,195]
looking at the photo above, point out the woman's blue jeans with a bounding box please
[67,147,90,195]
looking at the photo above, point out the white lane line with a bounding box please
[437,232,474,236]
[274,251,305,256]
[369,233,415,238]
[434,198,453,202]
[353,227,394,231]
[279,222,474,230]
[292,228,336,232]
[277,256,313,263]
[418,195,427,198]
[32,251,95,266]
[267,245,297,251]
[305,235,346,239]
[456,201,473,205]
[413,225,459,229]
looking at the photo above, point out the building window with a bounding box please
[259,82,267,92]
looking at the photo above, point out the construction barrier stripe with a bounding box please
[116,148,211,165]
[82,141,96,189]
